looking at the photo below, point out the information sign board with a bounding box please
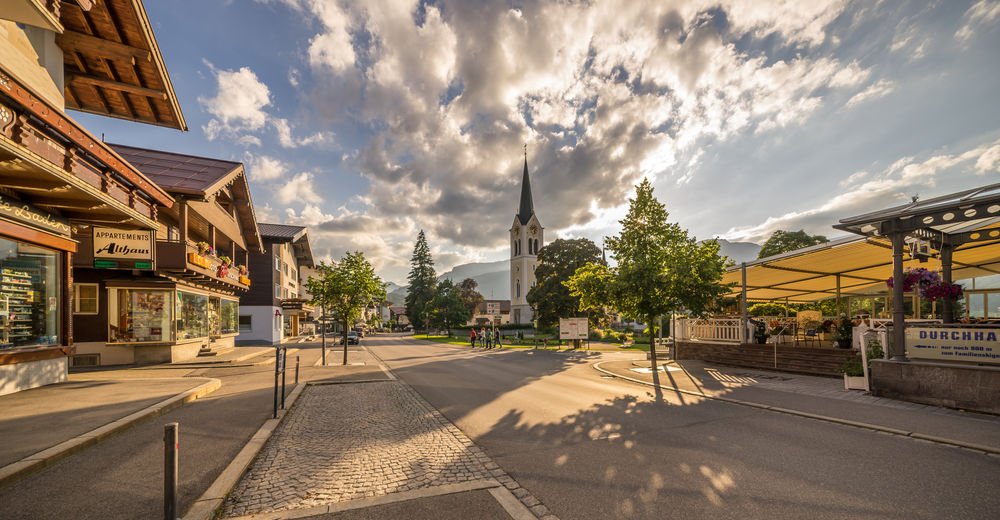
[559,317,588,340]
[905,327,1000,364]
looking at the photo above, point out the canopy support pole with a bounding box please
[941,244,954,324]
[835,274,842,316]
[890,232,908,361]
[741,262,748,344]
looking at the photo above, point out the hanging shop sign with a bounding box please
[93,227,155,270]
[0,194,72,237]
[905,326,1000,365]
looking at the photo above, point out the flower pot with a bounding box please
[843,374,867,391]
[835,339,852,349]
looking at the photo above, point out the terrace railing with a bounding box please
[675,317,743,344]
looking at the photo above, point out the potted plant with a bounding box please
[831,317,853,349]
[842,338,883,390]
[196,241,210,255]
[237,264,248,276]
[218,255,232,267]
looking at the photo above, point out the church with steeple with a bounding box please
[510,150,543,324]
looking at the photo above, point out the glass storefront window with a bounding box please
[108,289,171,343]
[176,291,209,340]
[209,297,220,337]
[220,299,238,334]
[0,237,60,348]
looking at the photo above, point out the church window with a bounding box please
[528,240,533,255]
[516,280,520,298]
[534,239,540,254]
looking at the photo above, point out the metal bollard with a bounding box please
[295,355,300,385]
[281,349,287,410]
[164,423,179,520]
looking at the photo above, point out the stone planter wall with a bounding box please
[870,359,1000,414]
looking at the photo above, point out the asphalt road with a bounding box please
[368,335,1000,520]
[0,342,379,520]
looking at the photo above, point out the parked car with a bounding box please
[342,331,360,345]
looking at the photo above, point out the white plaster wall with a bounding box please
[0,356,67,396]
[237,306,282,345]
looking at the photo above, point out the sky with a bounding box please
[76,0,1000,285]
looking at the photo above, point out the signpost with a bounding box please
[273,346,287,418]
[559,317,588,349]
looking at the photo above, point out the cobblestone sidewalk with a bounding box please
[223,381,556,518]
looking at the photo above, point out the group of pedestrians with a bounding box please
[470,327,502,350]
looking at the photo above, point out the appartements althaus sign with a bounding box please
[93,227,154,261]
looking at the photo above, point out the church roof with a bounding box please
[517,154,534,225]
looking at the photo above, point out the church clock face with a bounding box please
[513,225,520,235]
[529,225,538,235]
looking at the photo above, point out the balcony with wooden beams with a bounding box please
[0,69,173,233]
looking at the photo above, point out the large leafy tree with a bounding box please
[405,230,437,330]
[757,230,828,259]
[429,279,468,335]
[526,238,603,328]
[306,251,385,365]
[458,278,485,320]
[566,179,728,367]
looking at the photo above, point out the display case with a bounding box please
[1,268,37,348]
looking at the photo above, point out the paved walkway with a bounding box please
[596,358,1000,450]
[0,373,212,469]
[223,381,497,517]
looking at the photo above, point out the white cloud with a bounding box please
[723,137,1000,242]
[956,0,1000,42]
[272,118,334,148]
[277,172,323,204]
[199,63,271,141]
[845,79,896,109]
[247,154,288,181]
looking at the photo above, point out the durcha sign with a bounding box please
[906,326,1000,364]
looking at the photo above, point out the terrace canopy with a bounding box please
[721,220,1000,304]
[722,183,1000,358]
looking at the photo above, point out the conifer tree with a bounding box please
[405,230,437,330]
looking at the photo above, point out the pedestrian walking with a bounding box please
[480,327,487,348]
[486,329,493,349]
[494,328,502,349]
[470,328,477,348]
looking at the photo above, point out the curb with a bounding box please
[592,361,1000,456]
[182,382,307,520]
[0,377,222,487]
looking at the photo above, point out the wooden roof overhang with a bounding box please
[4,0,68,33]
[0,68,174,231]
[56,0,186,130]
[722,219,1000,303]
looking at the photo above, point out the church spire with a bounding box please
[517,145,534,225]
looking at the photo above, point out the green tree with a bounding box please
[429,279,468,335]
[566,179,728,368]
[458,278,484,321]
[405,230,437,330]
[757,230,828,259]
[526,238,603,328]
[306,252,385,365]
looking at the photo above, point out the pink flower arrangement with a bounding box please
[886,268,962,301]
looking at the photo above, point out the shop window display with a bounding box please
[220,299,238,334]
[176,291,209,340]
[108,289,171,343]
[0,238,60,348]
